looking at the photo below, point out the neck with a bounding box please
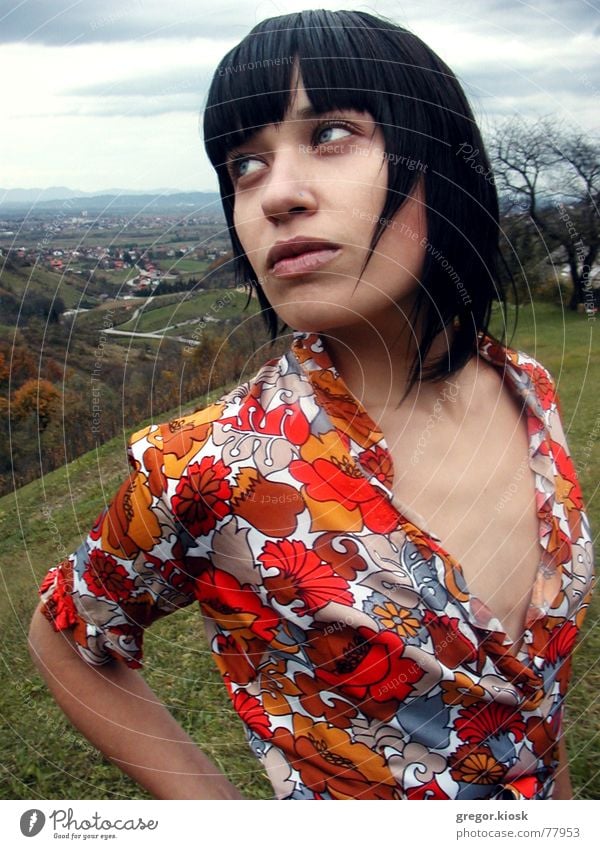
[321,313,460,412]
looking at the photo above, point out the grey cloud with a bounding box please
[64,68,211,98]
[58,67,213,116]
[462,61,600,102]
[47,91,208,117]
[0,0,250,45]
[475,0,599,32]
[4,0,599,46]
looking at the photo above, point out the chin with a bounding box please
[276,310,362,337]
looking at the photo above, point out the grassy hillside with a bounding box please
[116,289,255,334]
[0,263,103,310]
[1,301,598,800]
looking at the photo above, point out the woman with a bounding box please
[28,9,594,800]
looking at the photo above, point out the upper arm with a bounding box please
[35,424,198,669]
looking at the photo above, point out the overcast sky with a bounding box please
[1,0,598,193]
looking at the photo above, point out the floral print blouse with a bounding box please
[38,330,595,800]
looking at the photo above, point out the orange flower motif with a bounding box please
[357,445,394,488]
[231,468,304,536]
[440,672,487,708]
[195,565,280,647]
[161,417,213,460]
[545,621,579,664]
[450,743,507,785]
[541,621,577,695]
[422,610,478,668]
[308,624,425,720]
[529,365,555,408]
[220,397,310,444]
[101,466,164,558]
[373,602,421,638]
[309,368,381,446]
[271,714,399,799]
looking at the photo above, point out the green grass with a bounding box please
[1,301,598,799]
[0,265,94,310]
[166,258,212,275]
[116,289,255,333]
[91,267,138,286]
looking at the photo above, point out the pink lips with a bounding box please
[270,247,342,277]
[266,236,342,278]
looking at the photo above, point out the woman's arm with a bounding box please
[28,602,244,800]
[552,734,574,799]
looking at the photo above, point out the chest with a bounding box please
[377,390,541,654]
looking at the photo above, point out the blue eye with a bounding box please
[226,154,263,181]
[234,158,253,177]
[315,122,354,146]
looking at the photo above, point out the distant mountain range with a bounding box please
[0,186,224,215]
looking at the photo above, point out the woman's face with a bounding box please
[227,69,427,337]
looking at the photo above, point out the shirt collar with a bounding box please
[290,328,550,434]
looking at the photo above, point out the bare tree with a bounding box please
[491,118,600,310]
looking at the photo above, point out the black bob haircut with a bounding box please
[202,8,512,393]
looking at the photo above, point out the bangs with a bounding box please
[203,9,428,175]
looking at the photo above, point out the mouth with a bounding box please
[267,237,342,278]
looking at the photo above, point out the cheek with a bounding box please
[351,173,387,219]
[232,210,255,265]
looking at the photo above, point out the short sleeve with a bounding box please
[37,424,197,669]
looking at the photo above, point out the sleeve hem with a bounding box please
[38,560,79,633]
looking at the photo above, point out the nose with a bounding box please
[260,147,317,223]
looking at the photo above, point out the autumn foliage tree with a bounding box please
[12,379,62,430]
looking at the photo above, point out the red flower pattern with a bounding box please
[290,456,399,533]
[230,689,273,739]
[456,702,526,745]
[82,550,136,602]
[36,330,594,800]
[172,456,232,536]
[260,538,354,614]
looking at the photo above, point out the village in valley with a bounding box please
[0,199,267,497]
[0,208,232,301]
